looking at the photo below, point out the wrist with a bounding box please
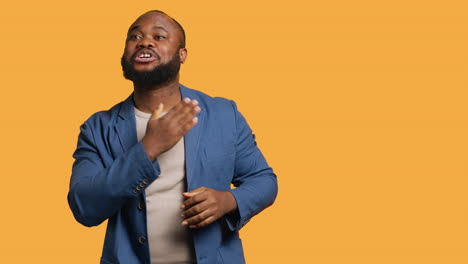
[224,191,238,214]
[141,137,161,161]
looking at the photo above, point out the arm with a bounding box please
[225,100,278,231]
[68,121,160,227]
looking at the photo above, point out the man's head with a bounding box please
[121,10,187,86]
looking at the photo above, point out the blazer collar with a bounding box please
[116,84,204,120]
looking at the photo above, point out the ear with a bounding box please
[179,48,187,64]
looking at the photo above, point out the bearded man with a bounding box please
[68,10,278,264]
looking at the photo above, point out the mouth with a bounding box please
[132,49,158,63]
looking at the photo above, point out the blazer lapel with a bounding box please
[114,94,138,153]
[181,85,204,190]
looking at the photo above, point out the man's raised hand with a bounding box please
[142,97,200,161]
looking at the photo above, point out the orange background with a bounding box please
[1,0,468,263]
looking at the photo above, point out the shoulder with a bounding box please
[80,97,128,130]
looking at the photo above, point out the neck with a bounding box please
[133,77,181,114]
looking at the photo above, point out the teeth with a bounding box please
[138,54,151,58]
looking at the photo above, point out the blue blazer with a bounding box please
[68,85,278,264]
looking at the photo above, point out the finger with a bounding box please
[150,103,164,120]
[190,99,199,108]
[175,99,198,117]
[181,189,207,209]
[184,102,201,117]
[181,200,209,219]
[172,99,198,123]
[176,116,199,137]
[177,105,201,126]
[189,216,217,229]
[164,97,190,119]
[181,192,206,210]
[182,187,206,198]
[182,208,213,227]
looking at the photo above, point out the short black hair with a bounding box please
[145,10,186,49]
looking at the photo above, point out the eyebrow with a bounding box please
[128,25,169,33]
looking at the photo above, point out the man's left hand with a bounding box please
[180,187,237,229]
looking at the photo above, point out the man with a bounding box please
[68,10,278,264]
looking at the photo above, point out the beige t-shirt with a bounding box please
[134,108,196,264]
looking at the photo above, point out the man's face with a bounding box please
[121,12,187,85]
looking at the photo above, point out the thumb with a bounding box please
[183,188,206,198]
[150,103,164,120]
[182,192,196,198]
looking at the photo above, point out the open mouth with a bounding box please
[133,49,158,63]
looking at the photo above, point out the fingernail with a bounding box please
[180,204,185,209]
[193,117,198,123]
[191,100,199,105]
[180,214,185,218]
[182,221,188,226]
[194,106,201,112]
[183,98,190,103]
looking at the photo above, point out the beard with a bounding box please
[121,52,181,86]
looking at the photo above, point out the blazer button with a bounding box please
[142,178,149,184]
[136,185,142,191]
[132,189,138,194]
[137,201,145,210]
[139,182,145,188]
[138,236,146,244]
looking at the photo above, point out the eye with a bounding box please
[155,35,166,40]
[128,34,142,40]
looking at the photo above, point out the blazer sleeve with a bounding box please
[226,101,278,231]
[67,120,160,227]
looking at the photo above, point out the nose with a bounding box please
[138,36,154,48]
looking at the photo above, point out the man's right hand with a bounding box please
[141,97,201,161]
